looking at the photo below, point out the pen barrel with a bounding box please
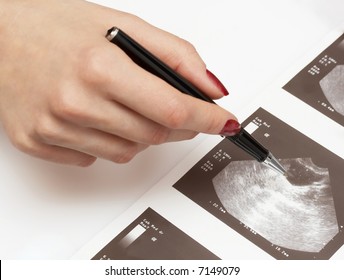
[227,128,268,162]
[107,27,271,165]
[107,27,214,103]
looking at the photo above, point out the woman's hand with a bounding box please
[0,0,239,166]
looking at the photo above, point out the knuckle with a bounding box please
[163,39,198,69]
[150,126,170,145]
[34,116,59,142]
[77,156,97,167]
[9,130,36,155]
[112,143,140,164]
[78,46,108,85]
[52,90,84,120]
[126,14,143,24]
[5,122,49,156]
[179,39,198,57]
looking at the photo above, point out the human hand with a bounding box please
[0,0,239,166]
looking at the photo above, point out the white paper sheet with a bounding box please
[73,26,344,260]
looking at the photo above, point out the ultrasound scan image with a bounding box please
[173,108,344,259]
[92,208,219,260]
[213,158,338,253]
[320,65,344,116]
[283,33,344,126]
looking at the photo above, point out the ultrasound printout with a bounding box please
[173,108,344,259]
[92,208,219,260]
[283,34,344,126]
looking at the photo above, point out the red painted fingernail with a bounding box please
[206,69,229,96]
[220,119,241,136]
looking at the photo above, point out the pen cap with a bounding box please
[227,128,268,162]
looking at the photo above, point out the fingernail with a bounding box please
[220,119,241,136]
[206,69,229,96]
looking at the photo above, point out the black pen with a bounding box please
[106,27,286,175]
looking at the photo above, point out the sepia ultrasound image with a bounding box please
[320,65,344,115]
[173,108,344,259]
[283,34,344,126]
[92,208,219,260]
[213,158,337,253]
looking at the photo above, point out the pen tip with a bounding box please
[263,152,287,176]
[106,27,114,37]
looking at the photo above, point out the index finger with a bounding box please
[101,44,239,136]
[102,11,229,99]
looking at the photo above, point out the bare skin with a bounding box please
[0,0,238,166]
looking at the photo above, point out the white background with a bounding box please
[0,0,343,259]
